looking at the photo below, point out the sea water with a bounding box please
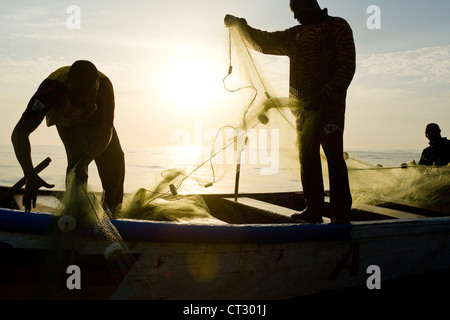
[0,144,421,195]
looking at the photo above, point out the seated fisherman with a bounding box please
[419,123,450,166]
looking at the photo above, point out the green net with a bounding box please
[62,21,449,224]
[32,19,449,300]
[33,170,141,299]
[50,21,449,226]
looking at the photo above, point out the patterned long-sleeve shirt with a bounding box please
[241,11,356,123]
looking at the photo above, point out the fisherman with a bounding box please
[11,60,125,216]
[225,0,356,223]
[419,123,450,166]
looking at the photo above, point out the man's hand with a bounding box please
[224,14,242,27]
[74,160,88,184]
[23,174,55,212]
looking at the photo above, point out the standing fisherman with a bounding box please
[225,0,356,223]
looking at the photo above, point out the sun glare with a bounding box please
[162,56,224,116]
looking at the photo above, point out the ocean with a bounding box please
[0,144,422,195]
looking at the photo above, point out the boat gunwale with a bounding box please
[1,207,449,245]
[0,207,352,243]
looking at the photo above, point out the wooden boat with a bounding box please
[0,184,449,300]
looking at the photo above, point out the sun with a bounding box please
[162,56,225,116]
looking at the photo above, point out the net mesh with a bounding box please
[34,170,141,299]
[222,22,449,211]
[33,20,449,300]
[54,21,449,224]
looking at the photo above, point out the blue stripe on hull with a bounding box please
[0,208,352,243]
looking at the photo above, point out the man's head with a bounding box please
[425,123,442,142]
[66,60,99,109]
[289,0,322,25]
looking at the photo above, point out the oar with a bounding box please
[0,157,52,203]
[234,136,248,202]
[234,149,243,202]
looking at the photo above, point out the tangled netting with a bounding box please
[55,22,449,226]
[219,23,449,211]
[35,21,448,299]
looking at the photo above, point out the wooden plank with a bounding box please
[225,197,331,223]
[353,203,428,220]
[324,196,428,220]
[381,199,450,217]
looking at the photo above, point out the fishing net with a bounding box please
[49,21,449,227]
[34,170,142,299]
[119,170,221,224]
[31,19,450,300]
[184,22,449,212]
[226,22,450,210]
[118,21,449,218]
[33,22,311,298]
[347,157,450,210]
[118,22,313,221]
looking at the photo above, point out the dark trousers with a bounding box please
[298,117,352,218]
[56,124,125,215]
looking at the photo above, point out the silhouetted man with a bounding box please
[225,0,356,223]
[419,123,450,166]
[12,60,125,216]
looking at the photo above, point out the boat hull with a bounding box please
[0,191,449,300]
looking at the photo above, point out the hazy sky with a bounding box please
[1,0,449,151]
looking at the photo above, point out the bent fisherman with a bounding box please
[225,0,356,224]
[12,60,125,217]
